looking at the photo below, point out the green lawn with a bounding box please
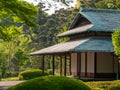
[1,77,19,81]
[87,80,120,90]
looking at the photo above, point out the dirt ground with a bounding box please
[0,81,24,90]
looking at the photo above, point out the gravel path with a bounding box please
[0,81,24,90]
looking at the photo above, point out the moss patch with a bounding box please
[87,80,120,90]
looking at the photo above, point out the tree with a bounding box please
[36,7,78,48]
[81,0,99,8]
[96,0,120,9]
[0,0,38,27]
[0,26,32,77]
[30,3,78,70]
[0,0,80,77]
[0,0,38,77]
[112,30,120,79]
[112,30,120,57]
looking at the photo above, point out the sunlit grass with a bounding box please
[1,77,19,81]
[86,80,120,90]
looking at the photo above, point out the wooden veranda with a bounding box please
[34,52,72,77]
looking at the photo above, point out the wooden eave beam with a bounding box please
[31,52,71,56]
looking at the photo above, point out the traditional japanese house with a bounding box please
[30,8,120,80]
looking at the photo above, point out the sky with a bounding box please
[24,0,76,14]
[24,0,39,5]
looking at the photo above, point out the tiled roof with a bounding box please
[30,39,87,55]
[57,24,93,37]
[58,8,120,37]
[71,37,113,52]
[30,37,114,55]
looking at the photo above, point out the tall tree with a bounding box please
[0,26,32,77]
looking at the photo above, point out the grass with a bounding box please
[1,77,19,81]
[86,80,120,90]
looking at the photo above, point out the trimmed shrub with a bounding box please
[18,69,48,80]
[6,76,91,90]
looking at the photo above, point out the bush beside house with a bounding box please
[18,69,48,80]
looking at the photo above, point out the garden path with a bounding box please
[0,81,24,90]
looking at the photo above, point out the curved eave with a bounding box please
[30,37,114,55]
[57,24,93,37]
[30,39,87,55]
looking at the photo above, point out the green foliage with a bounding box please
[112,30,120,57]
[0,0,38,26]
[87,81,110,90]
[36,7,77,48]
[87,80,120,90]
[58,25,69,43]
[96,0,120,9]
[0,26,21,41]
[18,69,48,80]
[80,0,101,8]
[0,0,38,78]
[0,0,78,78]
[109,84,120,90]
[2,77,19,81]
[31,7,78,74]
[7,76,91,90]
[0,25,32,78]
[0,0,77,78]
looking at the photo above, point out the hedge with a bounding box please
[7,76,91,90]
[18,69,48,80]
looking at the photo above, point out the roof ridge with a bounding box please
[80,7,120,13]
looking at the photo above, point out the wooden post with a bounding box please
[64,53,67,76]
[77,53,79,77]
[69,54,71,75]
[116,58,119,80]
[60,56,62,75]
[52,55,55,75]
[42,55,44,76]
[111,53,119,80]
[94,52,97,78]
[85,52,87,77]
[112,54,114,73]
[77,53,81,79]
